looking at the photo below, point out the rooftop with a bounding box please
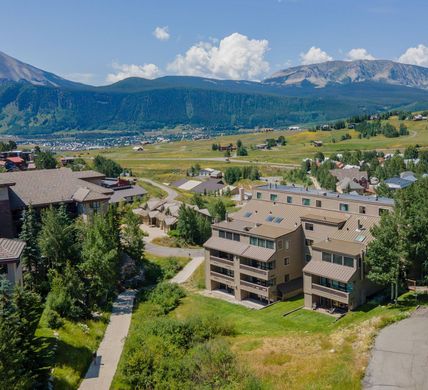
[303,260,357,283]
[0,238,26,261]
[256,184,394,206]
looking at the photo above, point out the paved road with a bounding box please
[170,256,205,284]
[139,178,178,202]
[363,306,428,390]
[79,290,136,390]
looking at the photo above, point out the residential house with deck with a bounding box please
[203,184,393,310]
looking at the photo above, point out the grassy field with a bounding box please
[63,117,428,183]
[172,292,423,390]
[36,308,110,389]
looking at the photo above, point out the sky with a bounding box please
[1,0,428,85]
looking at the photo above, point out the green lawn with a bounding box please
[36,308,110,389]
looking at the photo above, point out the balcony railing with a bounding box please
[311,283,350,303]
[240,280,270,295]
[210,271,234,283]
[210,256,234,267]
[239,263,269,277]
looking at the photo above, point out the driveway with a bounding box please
[363,306,428,390]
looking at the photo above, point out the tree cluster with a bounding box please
[34,151,57,169]
[224,166,260,185]
[93,155,123,177]
[176,204,212,245]
[0,140,17,151]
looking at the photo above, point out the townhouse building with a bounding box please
[203,184,393,310]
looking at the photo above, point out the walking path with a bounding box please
[170,256,205,284]
[79,290,136,390]
[363,306,428,390]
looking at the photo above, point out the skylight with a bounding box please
[243,211,253,218]
[355,235,366,242]
[265,215,275,222]
[273,217,284,223]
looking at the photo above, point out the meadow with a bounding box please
[65,117,428,184]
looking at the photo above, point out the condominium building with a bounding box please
[203,184,394,310]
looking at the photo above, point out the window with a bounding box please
[343,257,354,267]
[285,240,290,250]
[287,196,293,204]
[284,274,290,283]
[265,215,275,222]
[226,231,233,240]
[359,206,366,214]
[333,253,342,265]
[250,236,257,245]
[258,238,266,248]
[256,192,262,199]
[302,198,311,206]
[233,233,240,242]
[270,193,278,202]
[219,230,225,238]
[305,223,314,231]
[355,235,366,242]
[0,264,7,275]
[273,217,284,223]
[316,200,322,208]
[219,230,239,241]
[322,252,332,262]
[305,239,313,246]
[266,240,274,249]
[90,201,101,211]
[379,208,389,216]
[268,278,276,286]
[339,203,349,212]
[284,257,290,266]
[243,211,253,218]
[305,254,312,262]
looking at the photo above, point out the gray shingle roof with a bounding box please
[108,185,147,204]
[0,168,113,209]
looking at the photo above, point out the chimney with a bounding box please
[239,187,245,202]
[357,219,363,231]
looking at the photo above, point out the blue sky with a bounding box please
[1,0,428,85]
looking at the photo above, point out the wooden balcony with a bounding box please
[240,280,270,297]
[239,263,270,279]
[311,283,350,304]
[210,256,234,269]
[210,271,234,284]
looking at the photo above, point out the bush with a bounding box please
[161,258,182,280]
[46,309,64,329]
[149,282,186,314]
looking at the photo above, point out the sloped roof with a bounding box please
[330,168,368,182]
[204,236,248,256]
[0,238,26,261]
[0,168,112,209]
[72,187,110,202]
[303,260,357,283]
[241,245,275,261]
[0,177,15,187]
[312,238,364,256]
[249,224,292,238]
[337,177,363,191]
[108,185,147,204]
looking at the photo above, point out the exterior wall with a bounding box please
[78,200,109,221]
[0,187,15,238]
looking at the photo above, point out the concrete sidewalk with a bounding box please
[79,290,136,390]
[170,256,205,284]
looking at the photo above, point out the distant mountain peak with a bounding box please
[264,59,428,90]
[0,50,80,88]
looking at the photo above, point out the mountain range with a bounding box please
[1,51,428,135]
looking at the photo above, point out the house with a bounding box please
[384,177,414,190]
[60,156,78,166]
[203,184,393,309]
[288,126,300,131]
[0,168,114,236]
[255,144,268,150]
[311,140,323,147]
[400,171,417,182]
[100,178,147,204]
[209,170,223,179]
[132,146,144,152]
[0,238,25,286]
[330,168,368,194]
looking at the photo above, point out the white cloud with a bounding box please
[64,73,95,84]
[106,62,161,83]
[345,48,375,61]
[153,26,170,41]
[167,32,270,80]
[300,47,332,65]
[398,44,428,67]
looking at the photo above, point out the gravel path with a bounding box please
[363,306,428,390]
[79,290,136,390]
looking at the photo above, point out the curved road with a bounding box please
[139,178,178,202]
[363,306,428,389]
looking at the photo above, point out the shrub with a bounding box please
[46,309,64,329]
[149,282,186,314]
